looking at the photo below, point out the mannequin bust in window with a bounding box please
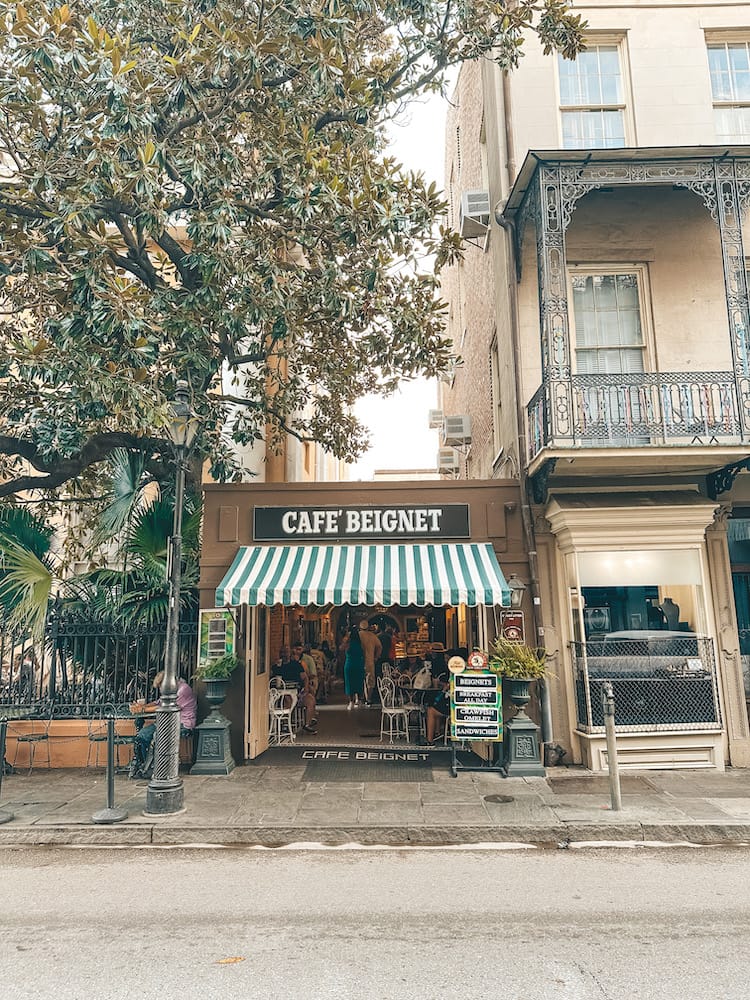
[659,597,680,630]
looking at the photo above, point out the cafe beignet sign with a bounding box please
[253,504,470,541]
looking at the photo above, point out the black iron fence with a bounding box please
[571,636,722,733]
[528,371,745,458]
[0,612,198,718]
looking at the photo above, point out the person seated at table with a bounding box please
[419,675,451,746]
[272,646,318,733]
[394,645,423,681]
[129,671,197,778]
[427,643,448,683]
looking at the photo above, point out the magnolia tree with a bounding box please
[0,0,583,498]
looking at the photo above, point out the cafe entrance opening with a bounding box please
[198,479,528,763]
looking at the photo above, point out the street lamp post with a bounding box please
[145,381,198,816]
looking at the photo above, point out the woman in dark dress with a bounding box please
[343,625,365,710]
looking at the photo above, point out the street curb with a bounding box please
[1,821,750,848]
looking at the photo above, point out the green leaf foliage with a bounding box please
[0,0,584,497]
[488,634,547,679]
[194,651,241,680]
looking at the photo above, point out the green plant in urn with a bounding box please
[489,637,548,777]
[194,653,241,718]
[488,635,547,680]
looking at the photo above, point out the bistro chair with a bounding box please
[86,703,137,771]
[12,713,52,774]
[268,687,297,745]
[377,677,410,743]
[86,707,109,768]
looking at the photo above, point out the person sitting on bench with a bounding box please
[130,671,197,778]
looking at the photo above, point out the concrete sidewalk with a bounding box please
[2,759,750,847]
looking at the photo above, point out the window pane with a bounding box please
[597,46,622,103]
[562,110,625,149]
[715,106,750,143]
[559,45,622,107]
[728,42,750,74]
[734,69,750,102]
[573,272,644,370]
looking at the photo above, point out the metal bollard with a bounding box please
[91,716,128,825]
[601,682,622,812]
[0,719,14,824]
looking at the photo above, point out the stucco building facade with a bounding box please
[440,1,750,769]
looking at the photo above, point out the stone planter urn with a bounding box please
[190,674,236,776]
[503,677,546,778]
[203,678,230,721]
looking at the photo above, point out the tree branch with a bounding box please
[0,432,170,499]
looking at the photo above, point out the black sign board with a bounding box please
[449,670,502,743]
[253,504,471,541]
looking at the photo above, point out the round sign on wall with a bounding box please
[468,650,488,670]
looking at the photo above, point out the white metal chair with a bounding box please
[268,687,298,745]
[378,677,410,743]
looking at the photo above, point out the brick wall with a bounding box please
[440,62,520,481]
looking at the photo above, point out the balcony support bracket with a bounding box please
[530,458,557,504]
[707,456,750,499]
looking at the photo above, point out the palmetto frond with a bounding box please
[0,539,55,637]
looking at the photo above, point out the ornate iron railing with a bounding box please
[528,371,747,459]
[571,636,722,733]
[0,613,198,718]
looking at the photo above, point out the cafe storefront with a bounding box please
[198,479,529,762]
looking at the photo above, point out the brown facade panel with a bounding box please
[218,505,239,542]
[200,479,528,609]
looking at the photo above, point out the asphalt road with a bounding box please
[0,845,748,1000]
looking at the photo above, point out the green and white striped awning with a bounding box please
[216,543,510,608]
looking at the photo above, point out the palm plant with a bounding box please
[0,506,56,637]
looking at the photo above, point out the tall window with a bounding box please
[571,272,645,374]
[558,44,627,149]
[707,40,750,143]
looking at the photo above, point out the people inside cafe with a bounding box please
[129,671,198,778]
[342,624,366,710]
[272,644,318,733]
[300,644,319,696]
[418,661,456,745]
[309,643,327,702]
[394,645,424,680]
[426,643,448,683]
[357,619,382,701]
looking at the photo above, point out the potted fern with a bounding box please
[488,635,547,711]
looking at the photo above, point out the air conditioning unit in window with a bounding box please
[428,409,444,430]
[437,448,461,475]
[442,414,472,447]
[459,190,490,239]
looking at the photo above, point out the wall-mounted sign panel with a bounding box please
[253,504,471,541]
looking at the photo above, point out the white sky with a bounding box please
[349,92,451,480]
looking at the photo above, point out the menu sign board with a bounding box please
[450,670,503,742]
[253,504,470,541]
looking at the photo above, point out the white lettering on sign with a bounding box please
[346,510,360,533]
[277,507,446,537]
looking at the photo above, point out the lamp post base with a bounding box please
[144,779,185,816]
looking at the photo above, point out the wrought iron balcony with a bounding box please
[527,371,746,459]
